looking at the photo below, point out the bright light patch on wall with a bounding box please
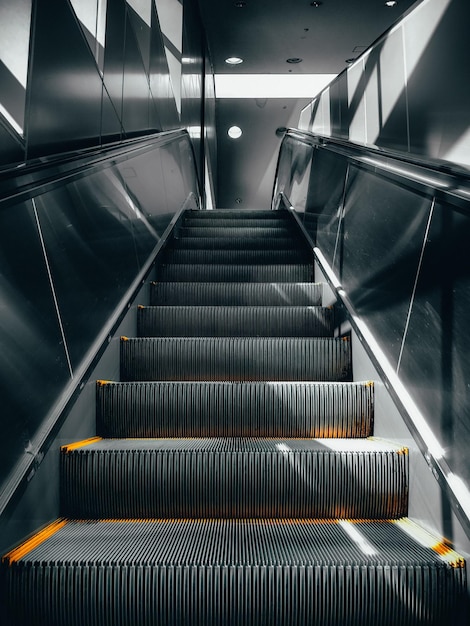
[0,103,23,136]
[228,126,243,139]
[215,74,337,98]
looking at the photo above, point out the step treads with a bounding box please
[120,337,352,382]
[96,381,373,438]
[4,520,466,626]
[150,282,323,306]
[137,306,333,337]
[182,218,291,228]
[161,249,311,264]
[156,263,312,283]
[184,209,291,219]
[170,237,298,250]
[61,437,408,519]
[177,227,294,238]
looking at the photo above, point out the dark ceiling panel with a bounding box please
[197,0,418,74]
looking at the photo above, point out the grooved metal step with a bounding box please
[96,381,374,439]
[161,249,312,264]
[137,305,334,337]
[170,237,298,250]
[3,518,466,626]
[120,337,352,382]
[177,227,294,238]
[184,209,290,220]
[61,437,408,519]
[150,282,323,306]
[156,263,313,282]
[182,218,293,228]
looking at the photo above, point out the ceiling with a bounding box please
[196,0,419,209]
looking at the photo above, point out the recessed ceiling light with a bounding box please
[385,1,397,6]
[228,126,243,139]
[225,57,244,65]
[310,1,323,6]
[286,57,303,64]
[234,1,247,6]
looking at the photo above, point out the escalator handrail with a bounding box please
[0,129,196,208]
[279,128,470,207]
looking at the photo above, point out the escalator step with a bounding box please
[160,249,312,264]
[120,337,352,382]
[96,380,374,438]
[137,305,333,337]
[61,437,408,519]
[177,227,294,238]
[182,218,294,228]
[150,282,323,306]
[3,518,466,626]
[156,263,312,282]
[184,209,290,219]
[170,237,298,250]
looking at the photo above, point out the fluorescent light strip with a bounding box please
[215,74,337,98]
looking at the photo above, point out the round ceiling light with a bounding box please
[286,57,303,64]
[310,1,323,6]
[225,57,244,65]
[385,0,397,5]
[228,126,243,139]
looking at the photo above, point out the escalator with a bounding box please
[1,209,467,625]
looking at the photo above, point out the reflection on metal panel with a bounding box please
[33,168,158,368]
[27,0,102,157]
[122,14,151,134]
[0,199,70,483]
[0,0,31,136]
[398,200,470,485]
[335,166,433,368]
[102,0,126,138]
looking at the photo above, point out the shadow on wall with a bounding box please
[308,0,470,169]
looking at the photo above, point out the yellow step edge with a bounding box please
[61,436,103,452]
[393,518,466,568]
[3,519,68,565]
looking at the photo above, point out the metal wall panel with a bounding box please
[310,148,348,249]
[404,0,470,165]
[149,1,179,131]
[27,0,103,158]
[338,166,433,367]
[0,199,70,485]
[33,168,158,368]
[102,0,126,139]
[398,199,470,485]
[300,0,470,169]
[373,26,408,152]
[122,14,152,134]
